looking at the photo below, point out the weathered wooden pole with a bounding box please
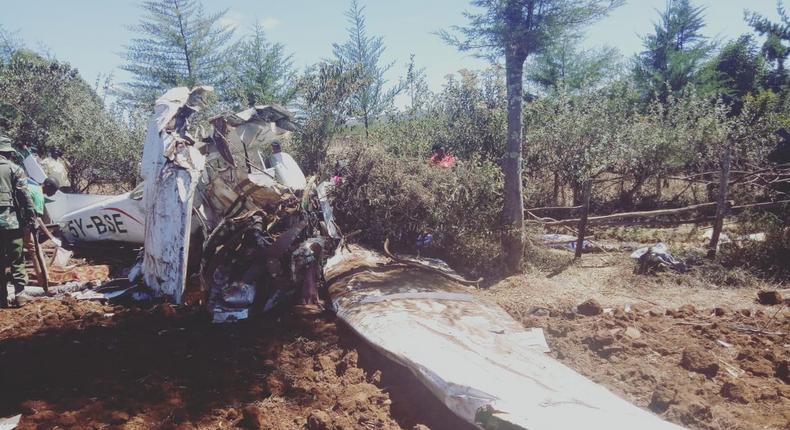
[575,179,593,260]
[707,145,732,258]
[553,172,560,206]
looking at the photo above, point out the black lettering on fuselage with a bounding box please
[103,215,117,233]
[74,218,86,236]
[90,216,107,234]
[112,213,128,234]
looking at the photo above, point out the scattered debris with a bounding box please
[539,234,594,252]
[48,264,110,285]
[716,339,733,348]
[631,243,686,274]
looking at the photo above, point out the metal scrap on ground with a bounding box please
[326,245,684,430]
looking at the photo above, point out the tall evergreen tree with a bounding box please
[224,22,296,108]
[707,35,766,115]
[746,2,790,92]
[120,0,234,107]
[440,0,622,272]
[528,34,621,93]
[333,0,401,136]
[403,54,431,112]
[294,61,365,173]
[633,0,713,102]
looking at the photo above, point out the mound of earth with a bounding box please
[0,299,470,430]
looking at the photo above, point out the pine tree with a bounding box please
[528,34,620,93]
[745,2,790,92]
[440,0,622,272]
[706,35,766,115]
[224,22,297,108]
[403,54,431,112]
[633,0,713,102]
[333,0,402,136]
[119,0,234,107]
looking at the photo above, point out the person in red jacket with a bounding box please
[429,144,456,168]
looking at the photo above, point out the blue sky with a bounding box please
[0,0,783,95]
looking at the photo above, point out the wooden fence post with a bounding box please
[575,179,593,260]
[707,145,732,258]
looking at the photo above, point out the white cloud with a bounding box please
[258,17,280,31]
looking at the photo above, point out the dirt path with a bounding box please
[0,298,468,430]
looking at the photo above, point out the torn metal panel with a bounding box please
[0,414,21,430]
[143,165,201,303]
[325,246,683,430]
[270,152,307,190]
[141,86,210,304]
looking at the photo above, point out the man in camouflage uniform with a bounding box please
[0,133,35,308]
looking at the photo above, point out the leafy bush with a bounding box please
[0,50,142,191]
[720,209,790,280]
[330,140,504,276]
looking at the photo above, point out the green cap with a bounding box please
[0,133,14,153]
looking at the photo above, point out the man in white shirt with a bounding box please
[40,148,72,192]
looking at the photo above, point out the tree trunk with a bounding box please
[501,51,526,272]
[552,172,560,206]
[572,182,582,206]
[655,175,662,201]
[707,146,732,258]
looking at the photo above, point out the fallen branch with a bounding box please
[728,323,785,336]
[674,321,715,327]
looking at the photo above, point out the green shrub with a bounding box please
[330,140,503,276]
[720,209,790,280]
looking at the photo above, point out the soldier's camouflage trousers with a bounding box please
[0,230,26,307]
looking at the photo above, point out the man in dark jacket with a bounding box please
[0,133,35,308]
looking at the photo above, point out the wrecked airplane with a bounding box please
[128,86,340,321]
[19,86,338,321]
[26,86,341,321]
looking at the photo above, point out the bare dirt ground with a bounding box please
[485,254,790,430]
[0,298,470,430]
[1,241,787,430]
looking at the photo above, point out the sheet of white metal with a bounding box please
[141,87,208,304]
[325,247,683,430]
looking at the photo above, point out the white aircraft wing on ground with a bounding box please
[326,246,684,430]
